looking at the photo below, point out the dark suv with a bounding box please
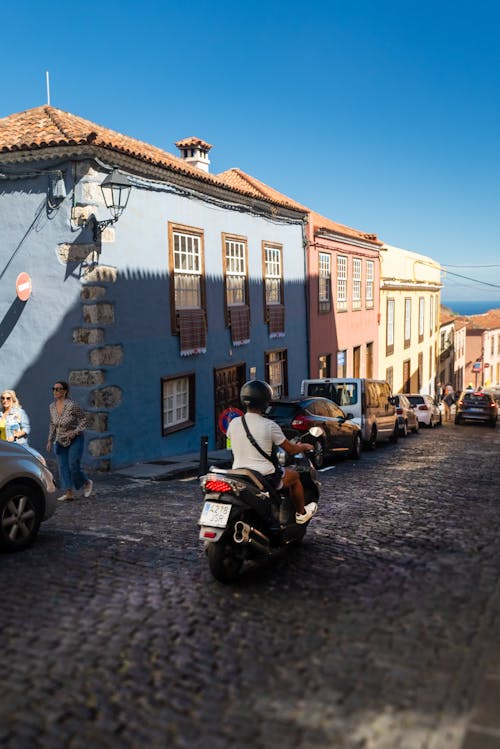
[266,397,362,468]
[455,390,498,427]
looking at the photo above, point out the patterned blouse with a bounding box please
[48,399,87,447]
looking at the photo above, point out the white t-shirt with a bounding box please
[227,413,286,475]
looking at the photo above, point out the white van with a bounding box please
[300,378,398,448]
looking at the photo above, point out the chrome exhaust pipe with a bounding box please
[233,521,270,556]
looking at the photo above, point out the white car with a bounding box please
[0,441,57,551]
[405,394,442,428]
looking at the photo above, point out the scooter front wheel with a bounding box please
[207,540,243,583]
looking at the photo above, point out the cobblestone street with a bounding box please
[2,421,500,749]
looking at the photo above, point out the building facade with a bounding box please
[378,244,442,395]
[0,106,308,467]
[217,170,382,384]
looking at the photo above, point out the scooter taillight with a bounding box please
[204,479,233,493]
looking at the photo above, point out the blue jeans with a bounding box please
[54,434,88,491]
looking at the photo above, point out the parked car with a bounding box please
[390,394,420,436]
[455,389,498,427]
[405,394,442,428]
[266,396,362,468]
[0,441,57,552]
[300,377,398,448]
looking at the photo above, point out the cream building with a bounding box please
[378,244,442,395]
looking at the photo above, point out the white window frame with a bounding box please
[387,299,395,352]
[264,244,283,305]
[266,349,287,398]
[352,258,361,310]
[337,256,348,311]
[162,374,195,433]
[404,298,411,345]
[365,260,374,309]
[318,252,331,312]
[225,237,247,306]
[419,297,425,339]
[173,230,202,308]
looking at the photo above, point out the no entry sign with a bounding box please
[16,272,32,301]
[218,407,243,435]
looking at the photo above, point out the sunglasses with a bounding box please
[52,387,65,391]
[1,396,12,400]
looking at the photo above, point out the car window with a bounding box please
[267,403,299,420]
[463,393,488,404]
[407,395,423,406]
[308,400,329,417]
[324,401,345,418]
[307,383,332,399]
[333,383,357,407]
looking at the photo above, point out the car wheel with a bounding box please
[351,432,362,460]
[411,419,419,434]
[429,416,434,428]
[367,427,377,450]
[311,440,325,469]
[0,483,43,552]
[399,421,408,438]
[490,418,497,428]
[455,415,462,425]
[389,423,399,443]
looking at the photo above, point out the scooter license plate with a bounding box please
[199,501,232,528]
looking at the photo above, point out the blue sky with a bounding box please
[2,0,500,303]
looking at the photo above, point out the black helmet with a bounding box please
[240,380,273,411]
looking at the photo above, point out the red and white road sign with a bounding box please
[16,272,32,301]
[218,407,244,435]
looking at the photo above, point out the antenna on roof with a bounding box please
[46,71,51,106]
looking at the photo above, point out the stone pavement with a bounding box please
[4,422,500,748]
[113,448,232,480]
[111,431,500,749]
[109,434,500,749]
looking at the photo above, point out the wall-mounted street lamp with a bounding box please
[92,168,132,240]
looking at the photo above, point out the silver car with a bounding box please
[0,441,57,552]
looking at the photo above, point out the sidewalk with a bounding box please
[112,448,232,480]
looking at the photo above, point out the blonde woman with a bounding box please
[47,380,93,501]
[0,389,30,444]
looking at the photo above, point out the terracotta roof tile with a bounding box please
[0,106,302,212]
[468,309,500,330]
[217,168,381,244]
[175,136,212,150]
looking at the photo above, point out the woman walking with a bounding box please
[46,380,93,501]
[0,389,30,444]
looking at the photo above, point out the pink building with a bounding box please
[306,212,382,379]
[218,169,382,380]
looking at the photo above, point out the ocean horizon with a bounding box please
[442,300,500,316]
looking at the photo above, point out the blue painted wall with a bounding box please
[0,158,308,467]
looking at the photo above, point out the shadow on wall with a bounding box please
[0,298,28,347]
[10,265,308,468]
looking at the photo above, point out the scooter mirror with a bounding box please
[309,426,325,438]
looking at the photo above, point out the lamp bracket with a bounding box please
[92,216,116,241]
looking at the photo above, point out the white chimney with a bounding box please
[175,137,212,173]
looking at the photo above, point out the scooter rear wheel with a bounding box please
[207,541,243,583]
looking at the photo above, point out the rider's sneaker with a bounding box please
[295,502,318,524]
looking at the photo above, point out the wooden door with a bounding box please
[214,363,246,448]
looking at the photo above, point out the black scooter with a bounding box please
[198,427,323,583]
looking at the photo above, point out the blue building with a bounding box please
[0,106,308,468]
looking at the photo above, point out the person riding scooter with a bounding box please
[227,380,318,525]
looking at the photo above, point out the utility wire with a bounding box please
[441,268,500,289]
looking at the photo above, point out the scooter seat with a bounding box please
[208,466,277,493]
